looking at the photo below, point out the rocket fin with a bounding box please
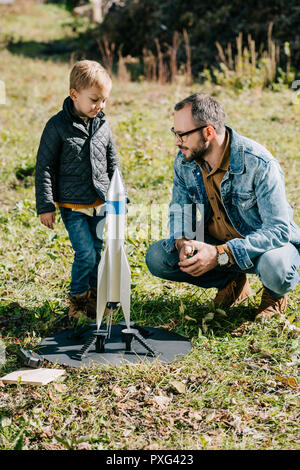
[120,245,131,329]
[96,247,108,330]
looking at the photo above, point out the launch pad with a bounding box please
[39,321,192,368]
[38,169,192,368]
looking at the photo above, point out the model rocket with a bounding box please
[96,168,131,330]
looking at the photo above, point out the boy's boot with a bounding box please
[68,291,90,322]
[214,274,252,308]
[86,287,97,318]
[255,288,287,322]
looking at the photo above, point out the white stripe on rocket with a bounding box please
[96,168,131,330]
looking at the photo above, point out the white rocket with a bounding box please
[96,168,131,330]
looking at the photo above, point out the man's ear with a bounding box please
[205,124,216,141]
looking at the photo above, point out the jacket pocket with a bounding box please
[232,192,257,210]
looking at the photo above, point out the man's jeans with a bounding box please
[59,206,105,297]
[146,238,300,299]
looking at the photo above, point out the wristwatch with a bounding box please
[216,245,229,266]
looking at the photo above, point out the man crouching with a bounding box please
[146,93,300,321]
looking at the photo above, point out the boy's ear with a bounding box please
[69,88,77,102]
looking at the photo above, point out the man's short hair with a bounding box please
[174,93,226,134]
[69,60,112,92]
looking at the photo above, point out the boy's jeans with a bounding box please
[146,239,300,300]
[59,206,106,297]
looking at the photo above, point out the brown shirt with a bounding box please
[199,130,244,264]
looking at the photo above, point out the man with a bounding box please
[146,93,300,321]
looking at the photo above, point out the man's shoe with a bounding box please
[86,287,97,318]
[214,274,252,308]
[68,291,90,323]
[255,288,287,322]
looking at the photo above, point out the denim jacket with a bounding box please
[164,126,300,271]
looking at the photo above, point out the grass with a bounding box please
[0,2,299,450]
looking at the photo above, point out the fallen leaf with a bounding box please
[147,443,160,450]
[169,380,186,394]
[112,385,123,397]
[53,383,67,393]
[179,300,185,315]
[185,315,197,322]
[275,375,298,388]
[189,411,202,421]
[231,322,252,337]
[248,340,261,354]
[77,442,92,450]
[40,426,53,438]
[152,395,171,409]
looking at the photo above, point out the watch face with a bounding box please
[218,252,229,266]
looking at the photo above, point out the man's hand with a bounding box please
[176,240,218,277]
[40,211,56,229]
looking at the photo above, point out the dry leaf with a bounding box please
[53,383,67,393]
[179,300,185,315]
[202,320,208,334]
[170,380,186,394]
[189,411,203,421]
[152,395,171,409]
[248,340,261,354]
[185,315,197,322]
[231,322,252,337]
[275,375,298,388]
[112,385,123,397]
[77,442,92,450]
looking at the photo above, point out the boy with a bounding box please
[35,60,127,322]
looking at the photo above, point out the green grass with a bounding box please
[0,2,299,451]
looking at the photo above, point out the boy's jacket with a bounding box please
[35,96,127,214]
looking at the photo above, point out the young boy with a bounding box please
[35,60,127,322]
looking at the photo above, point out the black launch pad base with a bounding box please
[39,322,192,368]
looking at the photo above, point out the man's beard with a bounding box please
[180,137,210,164]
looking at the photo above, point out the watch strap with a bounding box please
[216,245,225,255]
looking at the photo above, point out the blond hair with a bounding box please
[69,60,112,92]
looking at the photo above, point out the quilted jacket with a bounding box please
[35,96,127,215]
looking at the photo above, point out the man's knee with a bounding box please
[256,248,299,296]
[145,241,166,277]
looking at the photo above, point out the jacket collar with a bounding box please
[180,125,245,175]
[227,126,245,174]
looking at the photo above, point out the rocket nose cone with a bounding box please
[107,168,126,200]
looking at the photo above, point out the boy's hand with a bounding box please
[40,212,56,229]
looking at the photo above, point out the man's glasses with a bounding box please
[171,125,214,143]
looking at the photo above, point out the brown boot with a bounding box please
[68,291,90,322]
[255,289,287,322]
[214,274,252,308]
[86,287,97,318]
